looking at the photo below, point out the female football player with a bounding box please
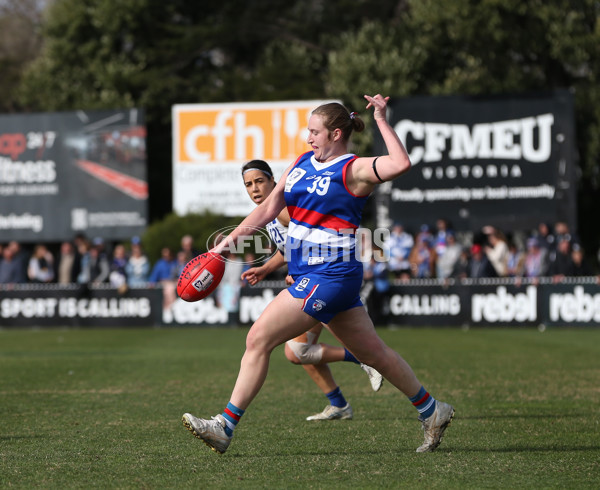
[183,94,454,454]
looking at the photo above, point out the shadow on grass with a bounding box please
[457,413,586,420]
[221,443,600,458]
[0,435,44,441]
[454,444,600,453]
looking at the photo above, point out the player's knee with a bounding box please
[246,322,274,353]
[284,342,301,364]
[285,340,323,365]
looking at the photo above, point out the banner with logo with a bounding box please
[0,109,147,242]
[0,286,161,327]
[385,283,540,327]
[386,284,467,326]
[172,100,337,217]
[1,281,599,327]
[542,283,600,326]
[375,91,577,233]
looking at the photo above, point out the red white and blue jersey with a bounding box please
[284,151,369,277]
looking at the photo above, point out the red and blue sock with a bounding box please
[409,386,436,420]
[222,402,244,437]
[326,386,347,408]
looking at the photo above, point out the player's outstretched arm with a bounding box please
[212,164,293,255]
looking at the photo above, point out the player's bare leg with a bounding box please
[285,324,383,394]
[327,306,454,452]
[285,325,353,420]
[183,290,318,452]
[230,290,320,408]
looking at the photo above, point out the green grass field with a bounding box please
[0,326,599,489]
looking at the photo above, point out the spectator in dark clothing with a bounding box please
[0,245,25,284]
[571,244,595,276]
[6,241,27,283]
[548,238,575,283]
[363,252,391,325]
[78,240,110,285]
[468,244,497,279]
[451,247,471,280]
[536,222,556,253]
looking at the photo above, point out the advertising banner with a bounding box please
[1,281,599,328]
[375,91,577,233]
[541,283,600,326]
[0,286,161,327]
[172,100,337,217]
[162,296,230,326]
[0,109,147,242]
[386,284,467,326]
[386,283,541,327]
[237,285,282,325]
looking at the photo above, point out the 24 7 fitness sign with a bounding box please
[375,91,577,232]
[0,109,148,242]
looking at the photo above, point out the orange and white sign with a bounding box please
[172,100,338,216]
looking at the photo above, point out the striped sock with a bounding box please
[326,387,347,408]
[409,386,437,420]
[343,348,360,364]
[222,402,245,437]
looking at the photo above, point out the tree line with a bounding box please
[1,0,599,251]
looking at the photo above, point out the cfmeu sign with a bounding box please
[173,100,336,217]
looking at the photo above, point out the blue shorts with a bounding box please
[287,270,363,323]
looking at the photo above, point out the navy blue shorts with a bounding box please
[287,271,363,323]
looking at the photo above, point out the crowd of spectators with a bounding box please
[0,234,187,289]
[373,219,597,283]
[1,221,597,315]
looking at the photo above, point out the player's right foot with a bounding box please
[416,401,455,453]
[360,363,384,391]
[182,413,232,454]
[306,403,353,421]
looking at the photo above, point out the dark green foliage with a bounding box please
[1,0,599,246]
[141,211,241,263]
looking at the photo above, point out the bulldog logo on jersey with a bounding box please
[312,299,326,311]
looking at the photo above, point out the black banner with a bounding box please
[1,281,598,328]
[375,91,577,232]
[163,296,231,326]
[0,109,147,242]
[542,282,600,326]
[0,285,161,327]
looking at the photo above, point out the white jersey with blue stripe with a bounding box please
[283,151,369,276]
[265,218,287,253]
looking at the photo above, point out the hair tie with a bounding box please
[349,112,357,120]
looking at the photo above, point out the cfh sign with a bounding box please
[173,100,336,216]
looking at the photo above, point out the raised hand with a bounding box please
[364,94,390,121]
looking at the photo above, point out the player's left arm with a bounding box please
[347,94,411,196]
